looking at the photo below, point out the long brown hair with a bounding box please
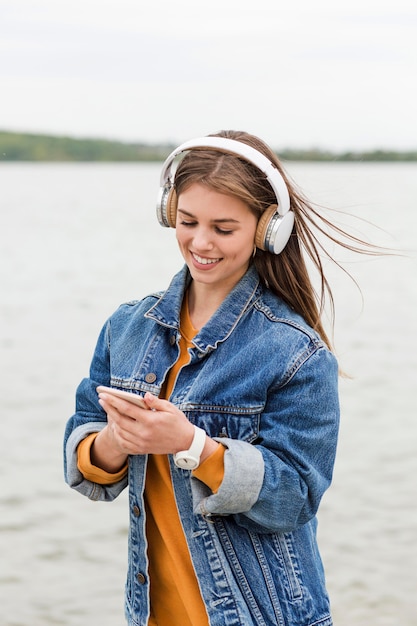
[174,129,383,351]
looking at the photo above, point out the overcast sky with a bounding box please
[1,0,416,150]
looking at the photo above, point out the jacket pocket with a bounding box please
[213,518,287,625]
[270,532,303,601]
[183,407,261,443]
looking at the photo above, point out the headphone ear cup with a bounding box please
[255,205,278,251]
[255,205,295,254]
[165,187,177,228]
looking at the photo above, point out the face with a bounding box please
[176,183,258,295]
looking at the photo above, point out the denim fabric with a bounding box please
[64,264,339,626]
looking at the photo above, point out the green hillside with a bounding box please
[0,131,174,162]
[1,130,416,162]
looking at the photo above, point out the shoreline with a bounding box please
[1,130,417,163]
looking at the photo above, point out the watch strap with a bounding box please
[173,425,206,470]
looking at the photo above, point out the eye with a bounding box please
[215,226,233,235]
[179,220,197,227]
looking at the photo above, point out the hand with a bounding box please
[92,391,219,473]
[97,391,195,456]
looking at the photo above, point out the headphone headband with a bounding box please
[159,136,290,217]
[156,135,294,254]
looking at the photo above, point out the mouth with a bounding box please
[191,252,222,266]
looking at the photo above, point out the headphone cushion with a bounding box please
[255,205,278,251]
[165,187,178,227]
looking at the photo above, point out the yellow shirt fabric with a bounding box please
[77,296,225,625]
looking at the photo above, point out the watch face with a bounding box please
[174,454,199,470]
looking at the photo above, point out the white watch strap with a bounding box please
[173,425,206,470]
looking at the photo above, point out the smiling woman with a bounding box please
[64,130,386,626]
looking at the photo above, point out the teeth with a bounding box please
[193,253,220,265]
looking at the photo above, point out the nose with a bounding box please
[192,226,214,251]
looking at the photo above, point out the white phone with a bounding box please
[96,386,148,409]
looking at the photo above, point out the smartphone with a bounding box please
[96,386,148,409]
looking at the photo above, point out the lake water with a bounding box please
[0,161,416,626]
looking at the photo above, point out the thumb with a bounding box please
[143,392,170,411]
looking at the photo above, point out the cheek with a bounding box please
[176,228,192,257]
[175,227,186,246]
[228,240,254,264]
[237,231,257,256]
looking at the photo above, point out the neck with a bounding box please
[187,282,229,330]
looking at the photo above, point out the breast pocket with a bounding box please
[184,406,262,443]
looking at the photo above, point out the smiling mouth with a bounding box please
[192,252,221,265]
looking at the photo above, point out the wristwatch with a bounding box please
[173,425,207,470]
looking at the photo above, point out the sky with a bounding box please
[1,0,416,151]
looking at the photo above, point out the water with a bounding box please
[1,162,416,625]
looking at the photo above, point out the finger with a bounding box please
[143,392,172,412]
[98,393,143,421]
[105,410,147,454]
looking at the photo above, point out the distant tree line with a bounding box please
[0,131,174,162]
[1,130,416,162]
[279,148,417,162]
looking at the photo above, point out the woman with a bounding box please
[64,130,344,626]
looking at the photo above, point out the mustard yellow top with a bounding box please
[77,295,226,625]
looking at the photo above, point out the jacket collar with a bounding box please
[145,264,262,354]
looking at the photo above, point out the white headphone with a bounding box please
[156,136,294,254]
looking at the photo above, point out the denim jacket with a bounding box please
[64,264,339,626]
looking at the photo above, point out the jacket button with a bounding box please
[132,505,141,517]
[137,572,146,584]
[145,373,157,383]
[169,335,176,346]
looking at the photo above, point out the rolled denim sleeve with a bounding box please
[191,439,265,517]
[65,420,128,501]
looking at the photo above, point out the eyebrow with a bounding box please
[177,208,240,224]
